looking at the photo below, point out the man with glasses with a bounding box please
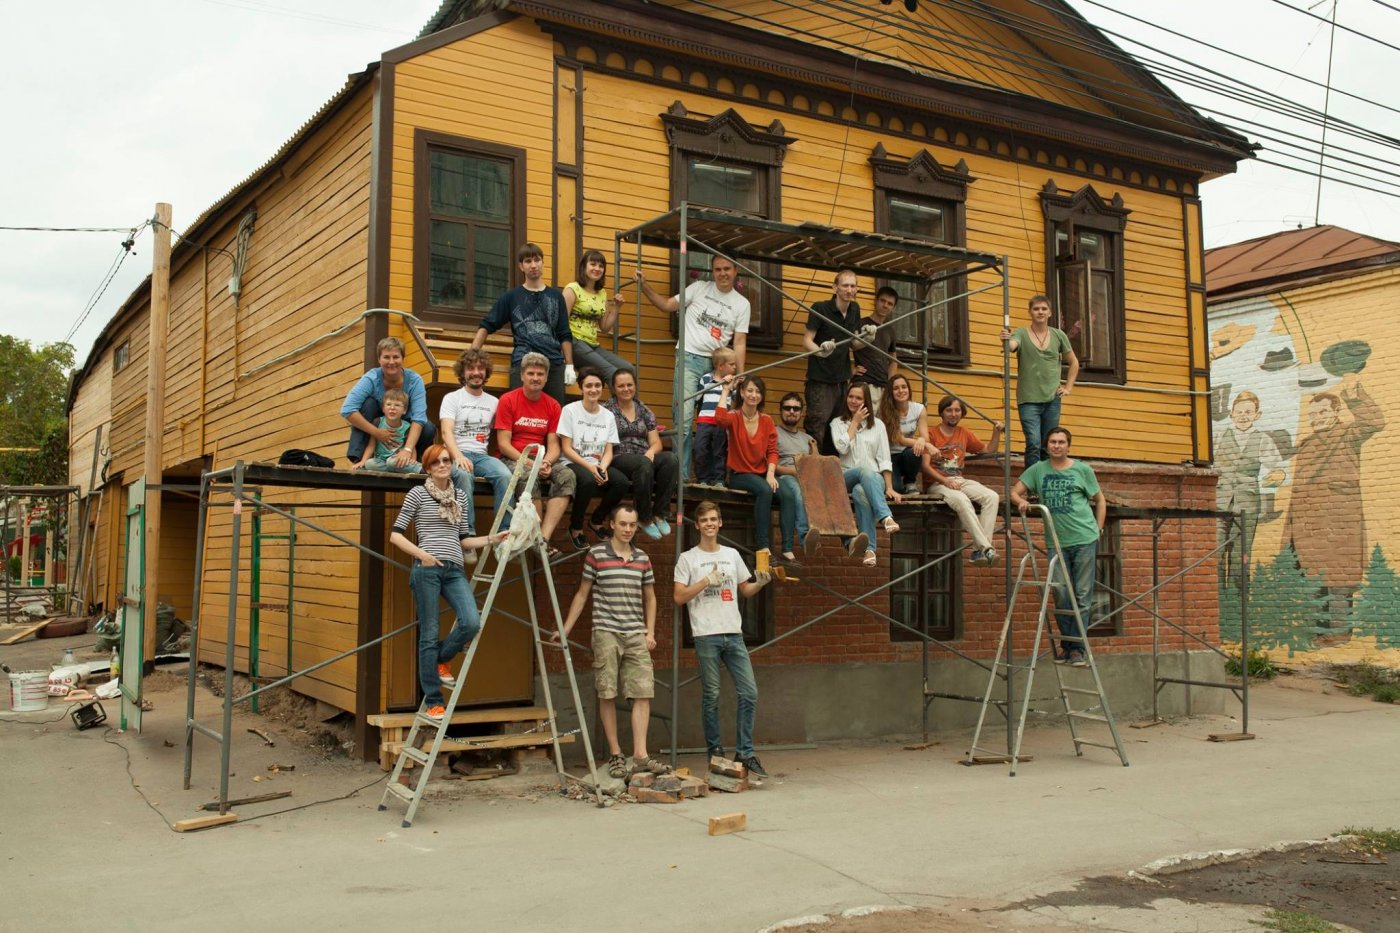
[775,392,819,561]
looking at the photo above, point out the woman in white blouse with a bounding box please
[829,383,901,567]
[878,373,935,494]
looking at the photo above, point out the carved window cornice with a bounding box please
[1040,180,1131,232]
[661,102,795,167]
[869,143,973,202]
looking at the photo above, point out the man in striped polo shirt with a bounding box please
[555,504,668,779]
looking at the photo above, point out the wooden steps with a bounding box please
[369,705,561,770]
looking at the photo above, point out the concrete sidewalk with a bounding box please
[2,666,1398,932]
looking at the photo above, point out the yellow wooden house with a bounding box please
[68,0,1252,756]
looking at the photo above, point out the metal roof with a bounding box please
[1206,224,1400,299]
[616,206,1003,283]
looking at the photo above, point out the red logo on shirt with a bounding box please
[720,588,734,602]
[709,325,723,340]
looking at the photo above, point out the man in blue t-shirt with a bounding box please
[471,243,575,403]
[1011,426,1105,665]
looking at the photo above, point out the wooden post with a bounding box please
[20,504,32,585]
[144,203,173,660]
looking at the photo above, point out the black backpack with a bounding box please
[278,449,336,468]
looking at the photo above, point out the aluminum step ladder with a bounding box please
[965,504,1129,775]
[379,448,604,826]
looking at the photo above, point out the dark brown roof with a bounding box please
[1205,225,1400,299]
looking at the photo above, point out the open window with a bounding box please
[871,145,973,366]
[663,103,794,349]
[1041,182,1129,384]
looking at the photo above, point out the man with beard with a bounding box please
[440,348,514,532]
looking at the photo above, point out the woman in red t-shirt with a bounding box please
[714,375,800,560]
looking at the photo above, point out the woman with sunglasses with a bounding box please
[390,443,506,721]
[563,249,630,382]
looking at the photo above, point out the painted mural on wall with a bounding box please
[1209,295,1394,662]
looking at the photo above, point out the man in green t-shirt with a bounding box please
[999,294,1079,468]
[1010,427,1105,665]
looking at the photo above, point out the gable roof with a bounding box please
[1205,225,1400,300]
[418,0,1251,167]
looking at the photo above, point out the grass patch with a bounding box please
[1250,908,1337,932]
[1226,648,1279,680]
[1329,663,1400,704]
[1341,826,1400,851]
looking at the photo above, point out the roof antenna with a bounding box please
[1312,0,1338,227]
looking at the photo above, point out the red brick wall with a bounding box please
[540,460,1220,673]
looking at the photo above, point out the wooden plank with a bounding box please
[708,812,748,836]
[174,813,239,832]
[368,705,550,728]
[0,618,53,645]
[200,791,291,811]
[794,455,857,536]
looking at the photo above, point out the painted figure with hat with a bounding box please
[1216,390,1286,564]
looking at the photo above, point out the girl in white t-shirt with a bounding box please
[878,374,935,494]
[558,368,627,549]
[829,383,901,567]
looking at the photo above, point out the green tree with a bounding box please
[1247,546,1329,655]
[0,336,75,486]
[1350,545,1400,649]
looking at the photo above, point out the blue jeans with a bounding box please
[692,423,728,486]
[572,341,632,382]
[776,475,808,546]
[1052,541,1097,654]
[346,395,436,463]
[728,471,791,552]
[410,561,482,706]
[451,451,514,532]
[694,633,758,759]
[844,468,892,554]
[680,352,711,477]
[1018,398,1061,468]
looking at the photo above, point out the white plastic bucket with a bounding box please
[8,670,50,711]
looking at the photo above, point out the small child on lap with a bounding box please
[354,388,422,473]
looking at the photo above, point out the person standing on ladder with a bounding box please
[673,499,772,778]
[390,444,507,721]
[553,504,670,780]
[999,294,1079,468]
[1010,427,1105,666]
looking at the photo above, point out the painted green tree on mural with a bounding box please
[1219,568,1244,643]
[1349,545,1400,649]
[1229,546,1329,655]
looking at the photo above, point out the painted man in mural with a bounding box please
[1283,377,1385,611]
[1216,390,1285,561]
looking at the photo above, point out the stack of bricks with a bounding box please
[627,770,709,804]
[707,756,750,793]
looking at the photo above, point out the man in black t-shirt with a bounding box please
[852,285,899,409]
[802,269,863,441]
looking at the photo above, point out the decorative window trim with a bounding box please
[871,144,973,366]
[663,102,793,349]
[1040,180,1130,385]
[412,129,527,327]
[113,340,130,373]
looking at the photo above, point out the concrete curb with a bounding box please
[1125,835,1354,882]
[760,905,917,932]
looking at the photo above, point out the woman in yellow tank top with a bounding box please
[563,249,631,381]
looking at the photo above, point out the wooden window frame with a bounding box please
[870,145,973,367]
[888,506,961,642]
[412,129,527,328]
[1040,181,1130,386]
[662,103,794,350]
[1087,519,1123,637]
[113,340,130,373]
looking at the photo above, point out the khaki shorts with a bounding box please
[545,466,576,499]
[592,629,654,700]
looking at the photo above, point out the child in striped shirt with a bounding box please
[692,347,737,486]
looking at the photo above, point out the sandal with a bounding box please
[546,544,563,561]
[862,549,878,568]
[607,754,629,780]
[633,755,672,775]
[882,516,901,534]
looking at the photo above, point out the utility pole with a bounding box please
[143,203,172,661]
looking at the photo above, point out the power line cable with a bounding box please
[0,225,144,233]
[1265,0,1400,54]
[62,222,148,345]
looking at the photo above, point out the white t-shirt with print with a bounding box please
[440,387,499,456]
[676,280,751,357]
[674,544,751,637]
[892,401,926,453]
[556,401,619,465]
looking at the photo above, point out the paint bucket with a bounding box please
[8,670,50,711]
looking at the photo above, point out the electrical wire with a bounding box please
[62,222,148,345]
[0,225,143,233]
[1265,0,1400,54]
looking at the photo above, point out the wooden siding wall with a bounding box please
[663,0,1119,117]
[66,87,377,712]
[388,19,1200,465]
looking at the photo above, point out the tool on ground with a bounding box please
[378,448,604,827]
[964,504,1129,775]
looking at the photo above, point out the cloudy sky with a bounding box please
[3,0,1396,365]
